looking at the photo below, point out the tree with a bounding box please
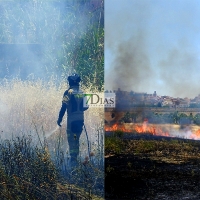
[172,111,180,124]
[121,112,132,123]
[194,113,200,125]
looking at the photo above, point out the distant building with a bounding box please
[178,99,190,108]
[108,88,196,108]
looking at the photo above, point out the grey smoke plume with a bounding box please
[105,0,200,98]
[106,33,152,92]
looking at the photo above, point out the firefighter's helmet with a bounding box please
[68,73,81,86]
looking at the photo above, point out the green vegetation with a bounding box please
[105,135,124,155]
[121,110,200,125]
[0,0,104,91]
[194,113,200,125]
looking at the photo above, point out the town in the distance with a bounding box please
[105,88,200,109]
[105,88,200,125]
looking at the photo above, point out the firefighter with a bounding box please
[57,73,88,167]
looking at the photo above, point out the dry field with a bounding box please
[105,128,200,200]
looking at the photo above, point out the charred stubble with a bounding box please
[105,135,200,199]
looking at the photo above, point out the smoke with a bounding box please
[0,99,10,136]
[105,0,200,98]
[159,45,200,98]
[0,1,91,80]
[105,33,152,92]
[0,100,8,115]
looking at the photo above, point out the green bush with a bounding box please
[105,136,124,155]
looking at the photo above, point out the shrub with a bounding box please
[0,136,57,199]
[105,136,124,155]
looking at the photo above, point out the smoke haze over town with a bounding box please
[105,0,200,99]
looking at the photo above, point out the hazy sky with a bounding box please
[105,0,200,98]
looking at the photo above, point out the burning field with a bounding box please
[105,120,200,140]
[105,122,200,199]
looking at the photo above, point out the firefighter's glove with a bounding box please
[57,119,62,127]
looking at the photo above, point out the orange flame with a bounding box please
[105,121,200,140]
[105,123,131,132]
[105,122,169,136]
[190,129,200,140]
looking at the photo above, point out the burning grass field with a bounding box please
[105,126,200,199]
[0,78,104,199]
[105,122,200,140]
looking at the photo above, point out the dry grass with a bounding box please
[0,78,65,139]
[125,138,200,164]
[0,77,103,145]
[105,134,200,199]
[0,78,104,199]
[105,132,200,164]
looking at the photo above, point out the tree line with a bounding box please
[121,111,200,125]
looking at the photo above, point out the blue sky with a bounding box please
[105,0,200,98]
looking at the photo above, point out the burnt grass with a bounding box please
[105,131,200,200]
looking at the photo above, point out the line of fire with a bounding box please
[105,88,200,140]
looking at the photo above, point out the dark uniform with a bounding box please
[57,74,88,164]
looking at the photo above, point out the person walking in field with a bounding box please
[57,73,88,167]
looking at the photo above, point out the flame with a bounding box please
[105,120,200,140]
[105,121,169,136]
[190,129,200,140]
[105,123,131,132]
